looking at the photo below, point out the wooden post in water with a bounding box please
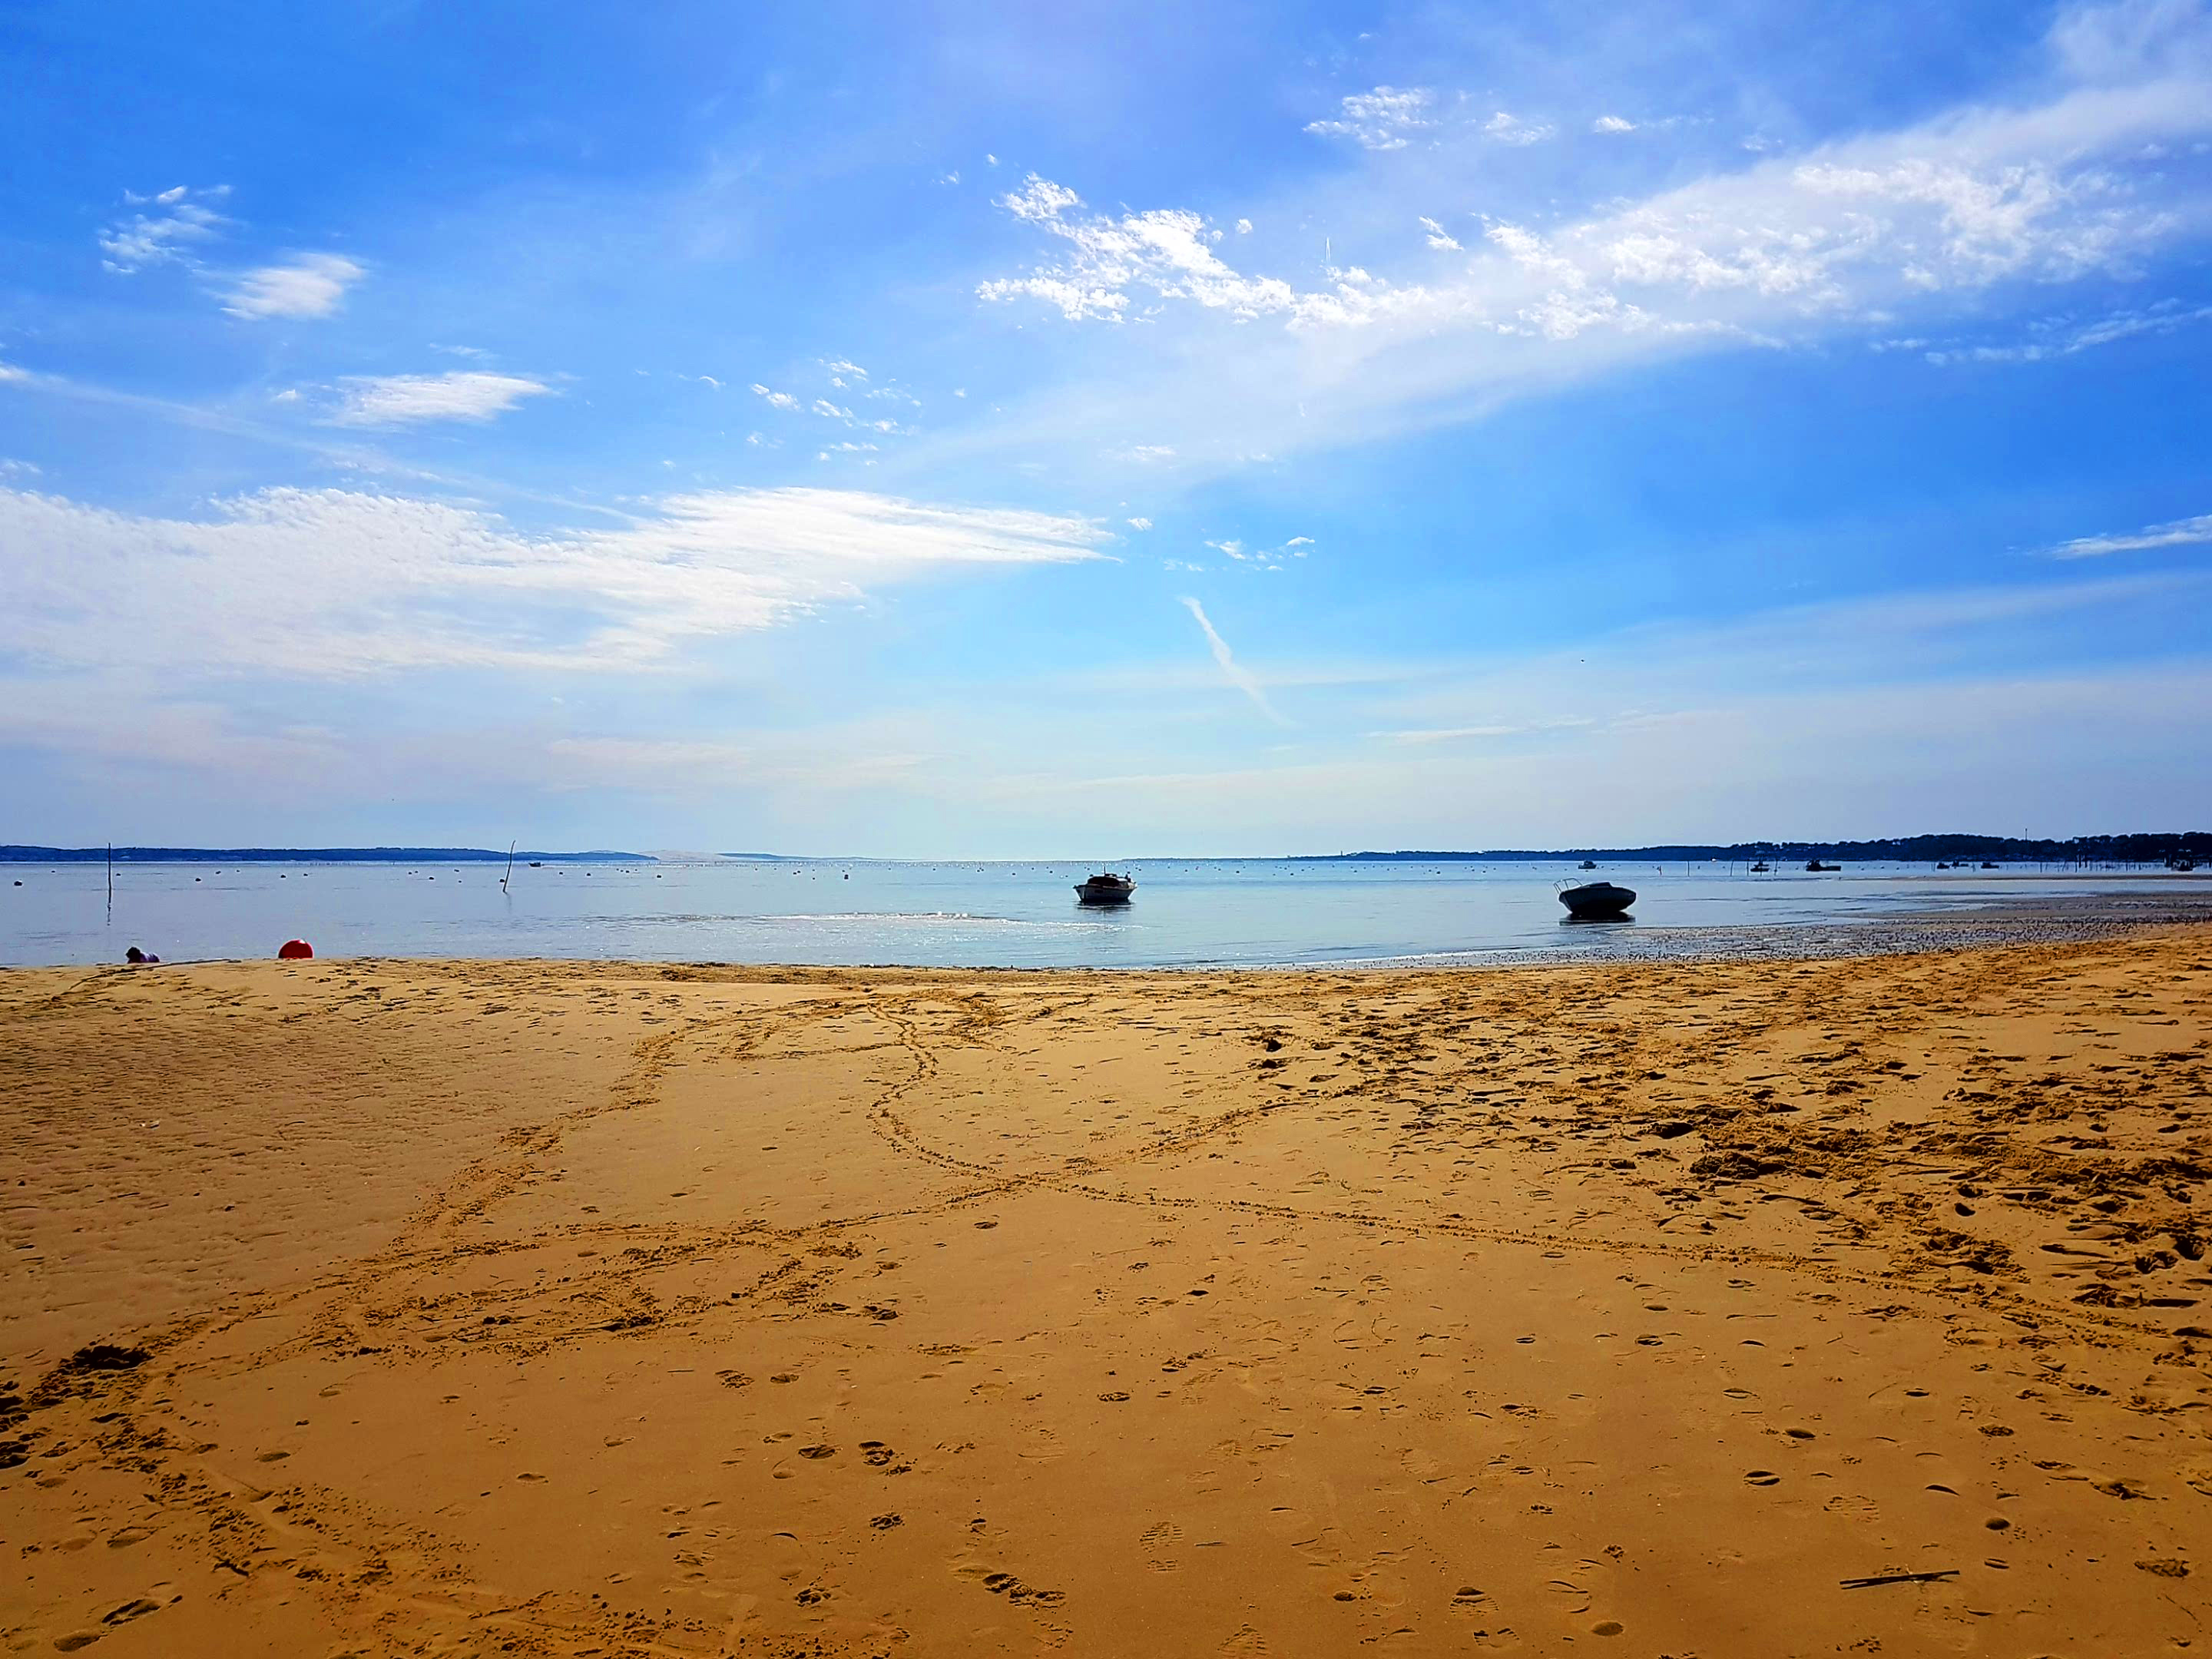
[502,839,515,893]
[106,843,113,926]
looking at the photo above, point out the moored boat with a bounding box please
[1559,880,1635,919]
[1075,871,1135,905]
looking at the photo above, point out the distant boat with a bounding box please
[1578,859,1598,870]
[1749,860,1771,873]
[1979,860,1999,869]
[528,860,542,867]
[1805,859,1840,872]
[1559,880,1635,919]
[1076,871,1135,905]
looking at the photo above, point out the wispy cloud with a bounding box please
[1919,301,2212,364]
[329,371,551,426]
[2042,512,2212,559]
[1180,596,1293,726]
[1305,86,1434,151]
[222,253,363,320]
[2,485,1114,684]
[99,185,230,273]
[1482,111,1554,147]
[966,1,2212,475]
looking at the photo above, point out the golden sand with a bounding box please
[2,935,2208,1655]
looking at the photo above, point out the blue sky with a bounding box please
[4,0,2210,855]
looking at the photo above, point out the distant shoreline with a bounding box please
[2,833,2205,867]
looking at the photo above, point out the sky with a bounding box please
[3,0,2210,856]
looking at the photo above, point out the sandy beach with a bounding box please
[3,932,2208,1656]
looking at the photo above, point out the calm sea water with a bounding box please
[0,856,2197,970]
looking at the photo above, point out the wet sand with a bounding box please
[2,931,2208,1655]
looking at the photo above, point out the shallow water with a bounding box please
[2,856,2199,969]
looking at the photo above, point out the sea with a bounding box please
[2,856,2201,971]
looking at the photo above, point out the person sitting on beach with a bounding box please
[124,946,159,964]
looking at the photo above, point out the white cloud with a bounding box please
[1306,86,1434,151]
[329,371,552,426]
[221,253,363,320]
[1593,114,1637,134]
[1180,596,1293,727]
[750,382,801,410]
[1483,111,1555,147]
[99,186,230,272]
[967,2,2212,472]
[2042,511,2212,558]
[1922,300,2212,363]
[979,174,1439,328]
[1126,516,1153,530]
[0,363,28,383]
[1419,215,1463,251]
[0,485,1114,685]
[812,398,853,419]
[822,358,868,381]
[1235,218,1253,234]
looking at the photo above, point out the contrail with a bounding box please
[1180,596,1293,727]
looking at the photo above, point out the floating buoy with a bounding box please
[278,939,314,960]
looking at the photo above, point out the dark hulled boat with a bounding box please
[1558,880,1635,919]
[1076,871,1135,905]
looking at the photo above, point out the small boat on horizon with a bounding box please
[1749,859,1770,873]
[1559,880,1635,919]
[1578,859,1598,870]
[1076,871,1135,905]
[1805,859,1840,872]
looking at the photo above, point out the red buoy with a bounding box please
[277,939,314,960]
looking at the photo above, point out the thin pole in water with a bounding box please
[502,839,515,893]
[106,843,113,925]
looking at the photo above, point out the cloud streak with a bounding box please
[1,485,1114,683]
[221,253,364,319]
[2043,511,2212,558]
[330,370,552,426]
[1180,596,1293,727]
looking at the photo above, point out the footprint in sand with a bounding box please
[1745,1470,1780,1486]
[1141,1520,1184,1570]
